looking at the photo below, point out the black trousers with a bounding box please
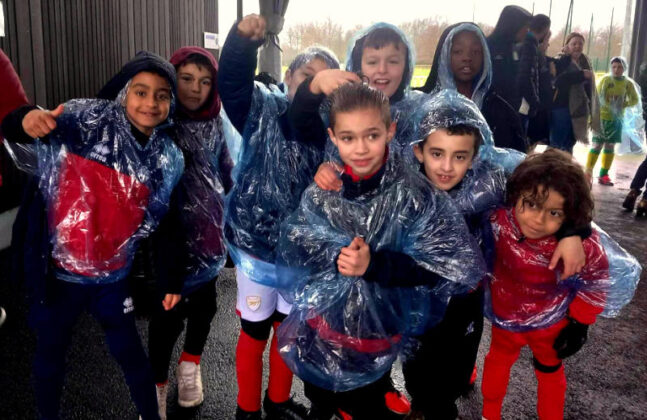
[402,288,484,420]
[148,279,218,383]
[304,370,403,420]
[630,155,647,196]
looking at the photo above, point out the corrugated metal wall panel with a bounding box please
[1,0,219,109]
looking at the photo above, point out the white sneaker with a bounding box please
[156,383,168,420]
[177,361,204,407]
[0,307,6,328]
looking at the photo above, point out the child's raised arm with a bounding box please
[218,14,266,134]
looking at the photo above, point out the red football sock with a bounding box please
[236,329,267,412]
[536,366,566,420]
[178,351,201,365]
[267,321,293,404]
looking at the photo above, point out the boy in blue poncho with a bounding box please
[218,14,340,420]
[146,47,234,420]
[1,51,184,420]
[405,90,590,419]
[279,82,486,420]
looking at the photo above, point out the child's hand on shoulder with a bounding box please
[310,70,361,95]
[551,236,586,280]
[315,162,342,191]
[22,104,64,139]
[162,293,181,311]
[337,237,371,277]
[237,14,266,41]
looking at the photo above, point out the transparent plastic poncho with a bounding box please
[17,97,184,284]
[433,23,492,109]
[172,116,232,290]
[596,58,647,154]
[447,159,506,219]
[484,208,641,332]
[413,89,525,174]
[275,157,486,391]
[220,106,243,165]
[225,82,324,285]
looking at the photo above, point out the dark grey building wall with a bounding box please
[630,0,647,78]
[1,0,219,108]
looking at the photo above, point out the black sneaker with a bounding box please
[236,406,262,420]
[623,189,640,211]
[263,392,309,420]
[307,404,335,420]
[637,198,647,217]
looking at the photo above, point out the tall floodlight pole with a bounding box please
[549,0,552,18]
[606,7,615,66]
[563,0,574,45]
[587,13,593,56]
[620,0,633,59]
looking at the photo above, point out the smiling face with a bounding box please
[450,30,484,88]
[361,42,407,99]
[514,186,566,239]
[124,71,171,136]
[611,61,625,77]
[414,128,477,191]
[284,57,329,101]
[176,63,212,111]
[328,107,395,178]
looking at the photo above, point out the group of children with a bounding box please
[0,10,642,420]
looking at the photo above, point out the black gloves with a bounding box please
[553,318,589,359]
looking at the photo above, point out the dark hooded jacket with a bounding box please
[487,5,532,112]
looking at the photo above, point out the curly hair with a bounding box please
[506,149,594,227]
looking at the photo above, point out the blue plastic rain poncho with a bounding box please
[160,46,235,292]
[484,207,641,332]
[219,24,341,286]
[29,96,183,284]
[224,83,328,284]
[275,155,486,392]
[427,23,492,109]
[340,22,429,159]
[413,89,525,175]
[595,57,646,154]
[420,22,528,153]
[169,117,232,290]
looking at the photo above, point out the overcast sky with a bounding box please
[219,0,634,38]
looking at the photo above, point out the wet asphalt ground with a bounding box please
[0,144,646,419]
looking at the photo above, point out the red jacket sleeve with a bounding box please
[568,232,609,325]
[0,49,30,135]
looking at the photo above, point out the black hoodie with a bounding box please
[487,6,532,112]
